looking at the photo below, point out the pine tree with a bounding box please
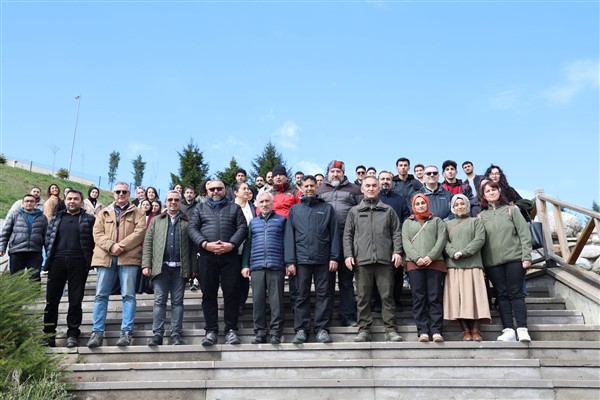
[216,157,243,188]
[131,155,146,188]
[250,141,288,180]
[107,151,120,188]
[170,139,210,190]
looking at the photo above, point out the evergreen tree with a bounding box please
[250,141,288,180]
[107,151,120,188]
[170,139,210,190]
[216,157,242,188]
[592,201,599,213]
[131,154,146,188]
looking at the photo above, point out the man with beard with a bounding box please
[43,189,95,348]
[462,161,484,200]
[7,186,45,217]
[188,179,248,346]
[442,160,478,216]
[180,185,198,214]
[316,160,362,327]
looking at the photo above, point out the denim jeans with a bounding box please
[91,257,137,334]
[152,265,186,336]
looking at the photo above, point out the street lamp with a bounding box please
[68,95,81,175]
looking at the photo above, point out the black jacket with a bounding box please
[284,196,339,265]
[45,210,96,268]
[187,200,248,254]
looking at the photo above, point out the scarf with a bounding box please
[411,193,432,221]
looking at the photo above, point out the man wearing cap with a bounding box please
[269,165,301,219]
[317,160,362,327]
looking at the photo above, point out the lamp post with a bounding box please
[68,95,81,175]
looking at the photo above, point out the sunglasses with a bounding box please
[425,172,439,176]
[166,198,180,202]
[208,187,225,192]
[356,171,366,175]
[114,190,129,195]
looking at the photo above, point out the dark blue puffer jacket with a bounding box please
[241,211,286,271]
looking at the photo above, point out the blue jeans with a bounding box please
[152,265,186,336]
[92,258,137,334]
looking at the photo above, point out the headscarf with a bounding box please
[87,186,100,207]
[411,193,432,221]
[450,193,470,218]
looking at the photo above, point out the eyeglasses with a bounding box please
[489,172,501,177]
[114,190,129,195]
[208,187,225,192]
[425,171,439,176]
[166,198,180,202]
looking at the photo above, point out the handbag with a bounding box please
[529,221,544,250]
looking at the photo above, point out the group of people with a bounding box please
[0,156,533,348]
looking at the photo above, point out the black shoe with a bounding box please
[147,334,163,346]
[87,332,103,348]
[270,335,281,344]
[43,337,56,347]
[170,334,183,345]
[225,329,241,345]
[292,330,308,344]
[251,336,267,344]
[66,336,78,348]
[202,331,218,346]
[342,319,358,327]
[116,332,133,347]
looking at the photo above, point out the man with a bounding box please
[0,193,47,277]
[294,171,305,192]
[253,175,265,191]
[7,186,44,217]
[366,167,377,177]
[442,160,479,216]
[285,176,339,344]
[241,192,287,344]
[257,172,274,198]
[227,168,252,200]
[132,186,146,207]
[180,185,197,214]
[462,161,484,199]
[53,186,74,215]
[354,165,366,186]
[315,173,325,187]
[343,176,404,343]
[87,182,146,348]
[391,157,423,202]
[188,179,248,346]
[269,165,301,218]
[422,165,454,220]
[376,170,410,308]
[43,190,95,348]
[414,164,425,183]
[316,160,361,327]
[142,190,195,346]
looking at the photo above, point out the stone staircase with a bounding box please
[46,270,600,400]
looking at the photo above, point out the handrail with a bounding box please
[535,188,600,268]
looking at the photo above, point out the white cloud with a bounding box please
[489,88,521,110]
[260,107,275,122]
[295,160,324,175]
[543,59,599,103]
[274,120,300,150]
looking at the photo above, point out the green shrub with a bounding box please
[0,154,6,165]
[0,272,65,397]
[0,371,73,400]
[56,168,69,180]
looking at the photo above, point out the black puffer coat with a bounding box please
[188,200,248,254]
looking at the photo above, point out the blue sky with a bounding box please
[1,1,598,208]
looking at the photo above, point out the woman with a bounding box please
[484,164,521,204]
[140,199,153,225]
[149,201,162,224]
[402,193,448,342]
[173,183,183,194]
[146,187,159,204]
[84,186,104,216]
[43,183,61,222]
[234,182,257,313]
[443,194,490,341]
[479,180,532,342]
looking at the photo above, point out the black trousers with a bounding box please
[295,264,332,332]
[199,252,241,333]
[43,256,89,338]
[10,251,43,280]
[408,269,445,336]
[485,261,528,328]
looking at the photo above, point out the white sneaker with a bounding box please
[517,327,531,343]
[497,328,517,342]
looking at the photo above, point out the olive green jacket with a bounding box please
[402,216,447,263]
[142,211,196,279]
[479,205,532,267]
[444,216,485,269]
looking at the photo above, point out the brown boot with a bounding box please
[459,319,472,341]
[471,319,482,342]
